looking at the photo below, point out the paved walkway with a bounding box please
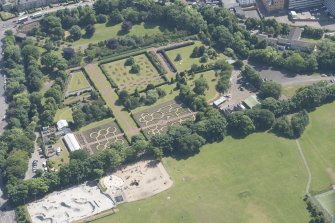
[295,139,312,196]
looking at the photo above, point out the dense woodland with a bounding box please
[0,2,334,222]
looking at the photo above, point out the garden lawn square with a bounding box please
[102,54,165,93]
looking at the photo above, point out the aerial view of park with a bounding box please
[2,0,335,223]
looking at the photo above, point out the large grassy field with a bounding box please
[300,102,335,192]
[165,42,224,72]
[102,54,164,93]
[92,133,309,223]
[73,22,168,47]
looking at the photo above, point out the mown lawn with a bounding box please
[67,71,91,93]
[300,102,335,192]
[54,107,73,122]
[165,42,224,72]
[188,70,219,101]
[72,22,168,47]
[92,133,309,223]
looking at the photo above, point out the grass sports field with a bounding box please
[73,22,168,46]
[300,102,335,192]
[102,54,164,93]
[315,190,335,218]
[92,133,309,223]
[67,71,91,93]
[165,42,224,72]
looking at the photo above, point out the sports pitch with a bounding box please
[102,54,165,93]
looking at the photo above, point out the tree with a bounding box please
[41,52,67,70]
[175,53,182,61]
[62,47,76,60]
[121,21,133,33]
[228,112,255,137]
[193,76,209,95]
[5,150,29,179]
[259,81,282,99]
[245,109,275,131]
[131,64,140,73]
[85,24,96,37]
[291,110,309,138]
[73,109,86,128]
[125,56,135,66]
[118,90,130,105]
[107,38,119,49]
[69,25,82,41]
[96,14,107,23]
[272,116,293,138]
[145,89,159,105]
[241,65,262,89]
[70,149,89,160]
[109,10,124,24]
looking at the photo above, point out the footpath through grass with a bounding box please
[92,133,309,223]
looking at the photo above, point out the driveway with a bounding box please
[25,134,47,180]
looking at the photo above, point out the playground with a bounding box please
[102,160,173,203]
[101,54,165,93]
[27,181,115,223]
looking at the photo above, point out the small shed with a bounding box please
[213,96,227,107]
[57,120,69,131]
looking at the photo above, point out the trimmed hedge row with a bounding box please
[146,51,167,75]
[158,50,177,73]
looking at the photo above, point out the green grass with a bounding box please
[72,22,168,47]
[315,190,335,218]
[188,70,219,101]
[92,133,309,223]
[165,42,224,72]
[67,71,91,93]
[0,11,16,21]
[54,107,73,122]
[282,85,302,98]
[79,117,114,131]
[50,138,70,170]
[102,54,164,93]
[299,102,335,192]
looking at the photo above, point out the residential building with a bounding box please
[260,0,286,12]
[288,0,322,10]
[325,0,335,16]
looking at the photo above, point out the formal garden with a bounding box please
[101,53,166,93]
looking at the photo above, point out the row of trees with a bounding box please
[118,87,166,110]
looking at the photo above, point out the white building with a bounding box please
[325,0,335,16]
[213,96,227,107]
[56,120,69,131]
[288,0,322,10]
[63,133,81,152]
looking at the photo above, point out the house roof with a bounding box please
[57,120,69,130]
